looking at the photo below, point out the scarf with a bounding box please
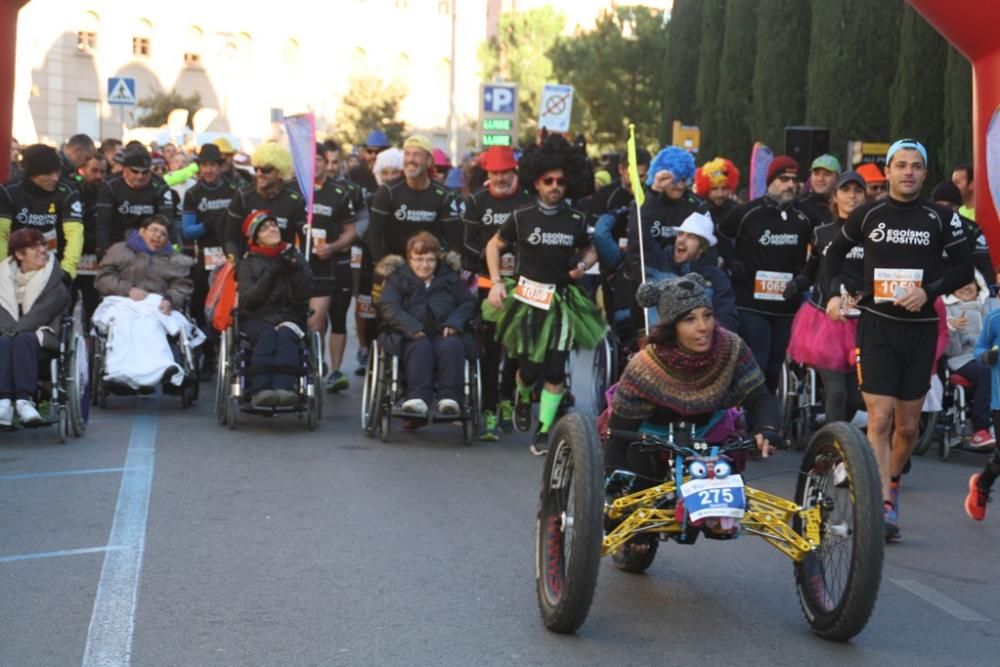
[127,229,173,256]
[612,327,765,421]
[249,241,289,258]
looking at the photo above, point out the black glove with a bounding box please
[277,245,301,272]
[984,346,999,366]
[782,278,803,304]
[62,272,74,289]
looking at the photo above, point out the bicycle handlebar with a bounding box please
[608,429,756,458]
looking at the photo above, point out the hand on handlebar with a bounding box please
[754,432,774,459]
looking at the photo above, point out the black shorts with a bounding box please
[856,312,938,401]
[310,261,353,299]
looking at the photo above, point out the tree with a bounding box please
[479,7,566,144]
[889,6,949,185]
[659,0,703,145]
[806,0,903,154]
[549,5,667,152]
[335,76,407,147]
[941,44,973,176]
[693,0,726,160]
[135,90,201,128]
[713,0,758,172]
[751,0,811,152]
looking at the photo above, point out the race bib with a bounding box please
[203,246,225,271]
[681,474,746,522]
[311,228,327,255]
[873,268,923,304]
[618,237,628,253]
[754,271,792,301]
[513,276,556,311]
[500,253,515,278]
[43,229,58,252]
[356,294,376,319]
[77,253,98,276]
[350,245,363,270]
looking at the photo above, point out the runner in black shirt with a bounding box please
[295,146,356,393]
[225,143,306,258]
[693,156,741,267]
[348,130,390,206]
[0,144,84,277]
[825,139,973,540]
[96,144,175,253]
[589,145,649,272]
[461,146,531,441]
[718,155,811,393]
[930,179,995,282]
[368,135,458,262]
[73,151,107,322]
[795,153,840,227]
[483,135,604,455]
[182,143,236,340]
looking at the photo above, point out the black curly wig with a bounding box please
[518,133,593,202]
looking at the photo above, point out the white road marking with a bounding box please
[891,578,990,622]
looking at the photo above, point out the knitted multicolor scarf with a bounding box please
[611,326,765,421]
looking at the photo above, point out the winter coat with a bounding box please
[944,271,999,371]
[95,241,194,308]
[236,248,312,326]
[375,252,476,356]
[0,254,71,350]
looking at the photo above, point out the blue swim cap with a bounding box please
[885,138,927,166]
[364,130,390,148]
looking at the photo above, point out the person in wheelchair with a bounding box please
[602,275,778,493]
[0,228,71,425]
[376,231,476,424]
[236,211,312,409]
[94,214,195,389]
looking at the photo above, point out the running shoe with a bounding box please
[479,410,500,442]
[965,473,991,521]
[969,429,996,450]
[326,370,349,393]
[514,393,532,432]
[884,502,901,541]
[497,400,514,432]
[530,428,549,457]
[355,348,369,377]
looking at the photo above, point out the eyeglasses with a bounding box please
[776,175,797,183]
[257,165,277,175]
[143,226,169,238]
[365,147,385,155]
[542,176,567,186]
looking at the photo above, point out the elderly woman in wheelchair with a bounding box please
[0,228,72,425]
[376,231,476,425]
[93,214,198,394]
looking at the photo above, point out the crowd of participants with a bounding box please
[5,126,1000,538]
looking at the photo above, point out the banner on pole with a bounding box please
[627,124,645,208]
[282,113,317,249]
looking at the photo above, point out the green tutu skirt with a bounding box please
[481,280,607,363]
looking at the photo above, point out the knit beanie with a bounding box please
[766,155,799,186]
[242,210,276,241]
[21,144,62,178]
[636,274,712,325]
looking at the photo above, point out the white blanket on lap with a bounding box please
[91,295,203,389]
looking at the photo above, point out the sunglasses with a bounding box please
[127,167,150,175]
[257,165,277,175]
[541,176,567,186]
[869,183,887,192]
[776,174,797,183]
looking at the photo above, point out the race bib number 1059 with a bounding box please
[873,267,923,303]
[513,276,556,311]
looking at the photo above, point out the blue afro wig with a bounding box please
[646,146,696,186]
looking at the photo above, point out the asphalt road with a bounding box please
[2,350,999,666]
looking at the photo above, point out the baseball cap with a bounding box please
[835,170,866,190]
[810,154,841,173]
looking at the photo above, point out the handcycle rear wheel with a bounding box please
[535,413,604,634]
[793,422,883,641]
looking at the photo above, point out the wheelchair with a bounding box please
[361,336,481,445]
[90,310,201,409]
[915,365,994,461]
[215,311,323,430]
[2,317,89,442]
[779,358,825,451]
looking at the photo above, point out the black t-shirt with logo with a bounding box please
[225,184,307,258]
[0,178,82,258]
[461,187,531,275]
[586,181,633,218]
[368,179,458,260]
[292,177,356,280]
[348,164,379,206]
[719,196,812,316]
[95,175,175,251]
[805,219,864,308]
[625,190,710,281]
[183,178,235,252]
[825,197,972,322]
[497,202,590,288]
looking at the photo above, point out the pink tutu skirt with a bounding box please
[787,302,858,373]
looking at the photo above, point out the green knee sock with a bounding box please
[538,388,564,434]
[516,378,533,403]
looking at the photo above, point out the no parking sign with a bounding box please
[538,84,573,133]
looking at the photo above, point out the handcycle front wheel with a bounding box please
[535,413,604,634]
[793,422,883,641]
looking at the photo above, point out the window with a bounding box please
[77,11,99,53]
[282,38,299,66]
[132,19,152,58]
[184,26,203,67]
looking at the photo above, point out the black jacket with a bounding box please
[237,248,312,326]
[376,253,476,354]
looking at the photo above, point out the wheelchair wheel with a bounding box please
[794,422,883,641]
[535,413,604,634]
[309,331,324,422]
[362,341,380,436]
[462,360,480,446]
[591,335,613,414]
[914,411,938,455]
[215,331,231,425]
[67,333,89,437]
[306,396,319,431]
[939,431,952,461]
[226,395,239,430]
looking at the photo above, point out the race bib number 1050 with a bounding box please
[873,267,923,303]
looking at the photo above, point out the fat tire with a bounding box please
[794,422,883,641]
[535,413,604,634]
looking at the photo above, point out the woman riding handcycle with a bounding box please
[535,275,885,642]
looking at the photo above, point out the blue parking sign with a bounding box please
[483,85,516,114]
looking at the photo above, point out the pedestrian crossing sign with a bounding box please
[107,77,137,106]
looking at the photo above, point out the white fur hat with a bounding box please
[677,211,717,248]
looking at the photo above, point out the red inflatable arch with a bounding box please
[1,1,29,183]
